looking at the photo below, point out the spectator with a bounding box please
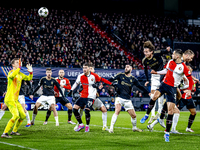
[99,89,109,97]
[110,98,115,111]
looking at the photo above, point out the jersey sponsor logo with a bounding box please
[121,81,131,86]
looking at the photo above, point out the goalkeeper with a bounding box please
[1,58,33,138]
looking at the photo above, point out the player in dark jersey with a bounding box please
[108,64,150,133]
[30,68,67,126]
[141,41,171,124]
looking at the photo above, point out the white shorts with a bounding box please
[151,74,161,90]
[18,95,25,104]
[115,97,134,111]
[93,98,104,110]
[36,95,55,106]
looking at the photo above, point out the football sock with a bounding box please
[54,116,59,124]
[79,109,83,118]
[0,110,5,120]
[172,113,179,131]
[25,111,31,124]
[32,113,37,123]
[150,119,158,128]
[160,102,167,119]
[146,99,156,115]
[85,109,90,125]
[188,114,196,128]
[151,104,156,117]
[131,117,137,129]
[166,114,173,132]
[73,108,82,124]
[110,113,118,130]
[102,112,107,127]
[68,109,72,121]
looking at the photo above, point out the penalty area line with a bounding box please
[0,141,38,150]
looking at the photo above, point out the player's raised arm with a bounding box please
[108,73,121,82]
[133,77,149,94]
[22,64,33,81]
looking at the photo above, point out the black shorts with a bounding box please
[75,98,95,110]
[177,98,196,110]
[55,97,70,106]
[157,82,177,103]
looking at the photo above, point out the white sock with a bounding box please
[158,95,164,114]
[0,110,5,120]
[151,103,156,117]
[150,119,158,128]
[102,112,107,127]
[110,113,118,130]
[26,111,31,124]
[54,116,59,124]
[172,113,180,131]
[131,117,137,129]
[32,113,37,123]
[79,109,83,118]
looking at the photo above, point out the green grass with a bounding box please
[0,111,200,150]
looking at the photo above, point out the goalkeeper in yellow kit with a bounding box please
[1,58,33,138]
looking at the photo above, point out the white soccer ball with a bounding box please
[38,7,49,18]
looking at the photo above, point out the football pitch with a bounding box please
[0,111,199,150]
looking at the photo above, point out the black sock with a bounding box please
[188,114,196,128]
[166,114,173,132]
[45,110,52,122]
[146,99,156,115]
[73,108,82,124]
[85,109,90,125]
[68,109,72,121]
[160,102,167,119]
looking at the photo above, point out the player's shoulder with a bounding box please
[51,77,57,81]
[63,77,69,81]
[40,77,46,80]
[142,57,147,64]
[115,72,123,77]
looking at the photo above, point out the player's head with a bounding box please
[83,63,90,75]
[89,63,95,73]
[46,68,52,78]
[183,49,194,63]
[143,41,155,58]
[11,58,19,69]
[58,69,65,78]
[125,64,132,75]
[172,49,183,61]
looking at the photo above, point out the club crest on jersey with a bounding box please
[91,78,93,81]
[179,67,182,70]
[153,58,156,61]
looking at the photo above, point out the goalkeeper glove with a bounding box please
[26,64,33,73]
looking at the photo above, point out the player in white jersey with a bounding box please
[74,64,109,131]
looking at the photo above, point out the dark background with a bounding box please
[1,0,200,18]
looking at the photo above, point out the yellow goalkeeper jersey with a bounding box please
[4,68,33,102]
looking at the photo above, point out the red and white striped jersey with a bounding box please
[54,77,71,97]
[163,59,193,88]
[72,72,111,99]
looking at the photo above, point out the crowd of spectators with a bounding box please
[0,7,133,69]
[0,7,200,69]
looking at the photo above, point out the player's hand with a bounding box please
[111,80,118,86]
[148,93,151,97]
[29,95,33,100]
[99,84,103,90]
[3,92,7,97]
[151,70,157,74]
[184,90,191,97]
[144,81,149,86]
[26,64,33,73]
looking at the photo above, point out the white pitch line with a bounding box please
[35,120,200,136]
[0,141,38,150]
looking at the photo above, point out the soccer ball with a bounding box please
[38,7,49,18]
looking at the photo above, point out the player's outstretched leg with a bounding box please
[65,103,76,125]
[73,107,84,132]
[100,106,108,131]
[109,103,121,133]
[31,102,41,125]
[44,109,52,125]
[186,108,196,132]
[51,104,59,126]
[128,109,143,132]
[85,109,91,132]
[74,109,84,131]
